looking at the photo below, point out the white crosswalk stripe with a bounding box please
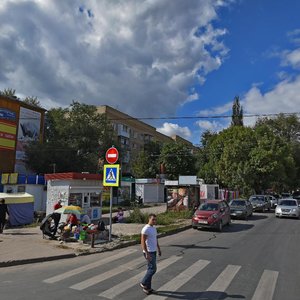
[251,270,279,300]
[43,248,137,284]
[70,256,145,290]
[98,255,182,299]
[206,264,241,292]
[146,259,211,300]
[43,254,280,300]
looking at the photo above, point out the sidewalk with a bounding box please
[0,204,174,267]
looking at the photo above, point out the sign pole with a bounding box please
[109,186,113,242]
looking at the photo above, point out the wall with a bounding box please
[136,183,164,203]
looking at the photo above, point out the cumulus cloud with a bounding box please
[0,0,230,115]
[196,120,225,132]
[157,122,192,139]
[281,48,300,69]
[197,101,232,116]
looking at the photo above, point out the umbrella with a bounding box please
[54,205,83,215]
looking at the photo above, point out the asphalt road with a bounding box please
[1,211,300,300]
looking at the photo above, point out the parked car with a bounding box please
[267,195,278,208]
[292,191,300,200]
[229,199,253,220]
[281,192,292,199]
[192,200,231,232]
[275,199,300,218]
[249,195,271,212]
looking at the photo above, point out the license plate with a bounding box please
[198,220,208,224]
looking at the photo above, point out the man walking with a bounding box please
[140,213,161,295]
[0,199,9,233]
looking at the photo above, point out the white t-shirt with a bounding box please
[141,224,157,252]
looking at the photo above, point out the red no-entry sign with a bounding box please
[105,147,119,164]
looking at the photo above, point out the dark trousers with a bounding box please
[0,217,6,233]
[141,251,157,289]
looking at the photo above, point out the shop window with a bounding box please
[90,192,101,206]
[17,186,26,193]
[69,193,82,206]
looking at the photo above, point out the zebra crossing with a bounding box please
[43,250,279,299]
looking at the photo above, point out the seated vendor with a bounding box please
[81,214,91,225]
[66,213,79,229]
[113,207,124,223]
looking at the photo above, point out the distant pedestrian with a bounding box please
[140,213,161,295]
[53,200,62,210]
[0,199,9,233]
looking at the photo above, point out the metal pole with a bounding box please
[109,187,113,241]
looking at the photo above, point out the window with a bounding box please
[122,125,128,132]
[90,192,101,207]
[69,193,82,206]
[17,186,25,193]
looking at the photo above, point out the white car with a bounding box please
[275,199,300,218]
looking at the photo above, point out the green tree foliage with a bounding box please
[131,141,161,178]
[159,142,196,179]
[25,101,117,174]
[197,124,296,195]
[231,96,243,126]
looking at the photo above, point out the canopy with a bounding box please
[0,192,34,204]
[54,205,83,215]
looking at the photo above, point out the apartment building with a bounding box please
[97,105,194,174]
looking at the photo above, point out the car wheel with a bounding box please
[218,221,223,232]
[227,217,231,226]
[192,226,197,229]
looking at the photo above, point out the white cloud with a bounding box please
[181,92,199,106]
[196,120,225,132]
[281,48,300,69]
[157,122,192,139]
[0,0,231,116]
[197,101,233,116]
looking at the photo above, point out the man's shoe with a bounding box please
[142,288,151,295]
[140,283,148,289]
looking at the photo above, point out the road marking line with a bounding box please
[251,270,278,300]
[70,256,144,290]
[206,265,241,292]
[43,249,137,284]
[146,259,211,300]
[98,255,182,299]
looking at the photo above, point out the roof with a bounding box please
[0,192,34,203]
[45,172,103,181]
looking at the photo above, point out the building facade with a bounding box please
[0,95,45,174]
[97,105,195,174]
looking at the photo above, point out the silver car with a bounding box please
[275,199,300,218]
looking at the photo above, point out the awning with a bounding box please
[0,192,34,204]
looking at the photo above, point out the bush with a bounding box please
[126,208,149,224]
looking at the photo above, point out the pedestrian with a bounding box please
[140,213,161,295]
[0,198,9,233]
[53,200,62,210]
[52,200,62,236]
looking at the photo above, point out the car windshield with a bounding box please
[198,203,219,211]
[250,196,264,202]
[230,200,246,206]
[279,200,297,206]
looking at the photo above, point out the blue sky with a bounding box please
[0,0,300,145]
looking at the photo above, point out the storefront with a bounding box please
[45,173,103,221]
[165,176,201,211]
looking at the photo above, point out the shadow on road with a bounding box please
[248,214,268,220]
[169,244,228,250]
[222,223,254,233]
[154,290,245,299]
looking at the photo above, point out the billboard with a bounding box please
[0,108,17,151]
[15,107,41,173]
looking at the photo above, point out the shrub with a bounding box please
[126,208,149,224]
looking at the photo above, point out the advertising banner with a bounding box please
[15,107,41,173]
[0,108,17,151]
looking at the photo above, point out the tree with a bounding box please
[231,96,243,126]
[159,142,196,179]
[25,101,117,173]
[23,96,42,108]
[131,141,161,178]
[0,88,16,97]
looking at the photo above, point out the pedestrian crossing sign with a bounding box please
[103,164,120,186]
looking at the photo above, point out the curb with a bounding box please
[0,224,191,268]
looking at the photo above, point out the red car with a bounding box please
[192,200,231,232]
